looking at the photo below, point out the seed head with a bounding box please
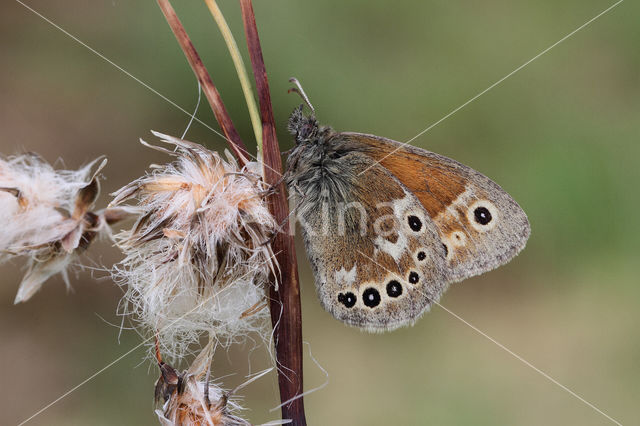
[155,342,248,426]
[0,153,119,303]
[112,132,277,360]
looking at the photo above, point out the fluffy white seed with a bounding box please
[0,153,111,303]
[112,132,277,360]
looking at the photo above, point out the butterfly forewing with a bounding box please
[339,132,531,283]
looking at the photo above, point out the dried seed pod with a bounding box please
[0,153,122,303]
[154,342,248,426]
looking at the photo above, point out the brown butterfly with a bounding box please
[285,79,530,332]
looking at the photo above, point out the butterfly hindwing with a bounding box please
[338,132,531,283]
[290,148,448,331]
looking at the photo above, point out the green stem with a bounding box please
[204,0,263,160]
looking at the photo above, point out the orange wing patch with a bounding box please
[340,133,467,218]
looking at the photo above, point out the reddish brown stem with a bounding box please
[157,0,305,422]
[157,0,249,166]
[239,1,306,424]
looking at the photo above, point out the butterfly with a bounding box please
[285,79,530,332]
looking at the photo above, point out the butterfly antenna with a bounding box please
[288,77,315,114]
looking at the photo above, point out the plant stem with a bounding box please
[157,1,306,422]
[157,0,249,166]
[239,1,307,424]
[203,0,263,159]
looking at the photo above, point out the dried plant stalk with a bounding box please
[156,1,307,422]
[239,1,306,424]
[157,0,250,166]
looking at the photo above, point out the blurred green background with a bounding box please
[1,0,638,425]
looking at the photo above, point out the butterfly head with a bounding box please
[287,77,330,145]
[287,104,321,145]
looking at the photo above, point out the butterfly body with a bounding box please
[286,105,530,331]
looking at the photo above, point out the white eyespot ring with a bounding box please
[467,200,498,232]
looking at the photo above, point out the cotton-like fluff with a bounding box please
[154,342,287,426]
[112,132,277,360]
[0,153,117,303]
[155,342,248,426]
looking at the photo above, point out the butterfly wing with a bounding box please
[337,132,530,283]
[290,148,448,331]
